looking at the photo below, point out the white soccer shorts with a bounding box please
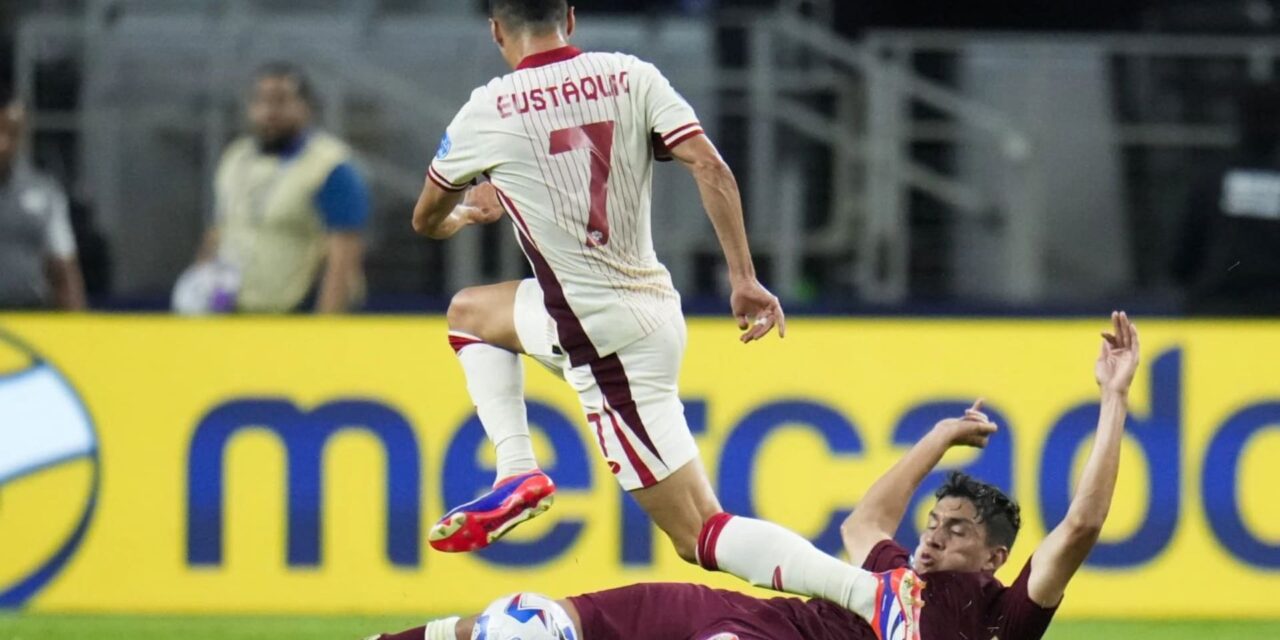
[513,278,699,491]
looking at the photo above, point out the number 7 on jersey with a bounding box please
[549,121,616,248]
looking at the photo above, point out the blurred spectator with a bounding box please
[1174,82,1280,315]
[0,89,86,311]
[184,62,369,314]
[71,197,112,299]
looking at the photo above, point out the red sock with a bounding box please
[697,512,734,570]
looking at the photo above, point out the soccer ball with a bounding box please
[471,593,578,640]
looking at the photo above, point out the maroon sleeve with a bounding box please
[990,558,1059,640]
[860,539,911,572]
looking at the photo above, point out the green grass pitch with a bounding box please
[2,616,1280,639]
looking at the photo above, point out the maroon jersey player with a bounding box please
[372,312,1140,640]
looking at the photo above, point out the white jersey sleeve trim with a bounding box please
[660,121,705,150]
[427,164,470,192]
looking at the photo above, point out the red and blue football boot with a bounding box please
[428,470,556,553]
[871,566,925,640]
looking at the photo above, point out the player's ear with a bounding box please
[565,6,576,38]
[984,545,1010,573]
[490,18,503,48]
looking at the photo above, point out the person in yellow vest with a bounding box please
[186,62,368,313]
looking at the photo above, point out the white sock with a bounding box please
[424,617,460,640]
[698,513,880,621]
[450,332,538,482]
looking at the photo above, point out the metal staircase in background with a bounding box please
[720,7,1041,304]
[14,1,1280,306]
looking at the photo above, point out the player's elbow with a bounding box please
[839,520,861,550]
[839,515,860,539]
[411,212,440,239]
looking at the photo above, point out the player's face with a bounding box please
[914,496,1003,575]
[0,103,24,175]
[249,76,310,149]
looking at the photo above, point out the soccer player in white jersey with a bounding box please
[411,0,908,617]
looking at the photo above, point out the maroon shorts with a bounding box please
[568,582,870,640]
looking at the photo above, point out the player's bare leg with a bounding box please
[430,280,556,553]
[627,458,722,562]
[632,459,923,637]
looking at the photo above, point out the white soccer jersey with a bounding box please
[429,46,704,366]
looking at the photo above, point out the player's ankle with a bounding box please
[494,435,538,483]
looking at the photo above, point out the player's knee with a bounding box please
[447,287,485,334]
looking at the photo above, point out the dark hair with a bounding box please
[934,471,1021,549]
[489,0,569,33]
[0,83,15,107]
[254,61,317,108]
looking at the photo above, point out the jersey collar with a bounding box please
[516,46,583,70]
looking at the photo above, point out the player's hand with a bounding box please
[730,279,786,343]
[1095,311,1140,396]
[934,399,999,448]
[460,183,504,225]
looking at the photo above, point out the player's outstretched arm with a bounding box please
[669,134,785,343]
[841,401,997,564]
[412,180,504,240]
[1028,311,1140,608]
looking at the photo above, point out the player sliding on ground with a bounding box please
[412,0,914,619]
[373,313,1142,640]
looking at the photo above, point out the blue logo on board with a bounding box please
[186,399,422,567]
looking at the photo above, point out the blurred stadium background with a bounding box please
[1,0,1279,638]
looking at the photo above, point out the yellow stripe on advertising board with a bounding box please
[0,316,1276,617]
